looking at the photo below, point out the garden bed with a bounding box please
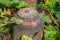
[0,0,60,40]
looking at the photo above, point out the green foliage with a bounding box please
[53,2,60,11]
[0,8,2,13]
[45,0,56,6]
[0,0,60,40]
[0,0,29,9]
[31,0,60,16]
[0,12,7,18]
[10,17,23,24]
[3,17,9,24]
[42,16,52,23]
[0,24,5,32]
[12,0,20,4]
[15,1,29,9]
[55,32,60,40]
[0,0,12,7]
[0,11,23,34]
[8,33,13,39]
[38,0,60,40]
[44,25,59,40]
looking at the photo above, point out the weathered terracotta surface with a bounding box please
[13,8,43,40]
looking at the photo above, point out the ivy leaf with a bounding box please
[42,16,52,23]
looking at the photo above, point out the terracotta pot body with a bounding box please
[13,8,43,40]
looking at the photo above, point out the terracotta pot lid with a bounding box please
[17,7,38,19]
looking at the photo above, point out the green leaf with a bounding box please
[15,19,23,24]
[3,17,9,24]
[12,0,20,4]
[1,0,12,7]
[0,27,4,32]
[53,2,60,11]
[45,0,56,6]
[0,24,5,27]
[0,8,2,13]
[44,26,59,40]
[42,16,52,23]
[15,1,29,9]
[10,17,23,24]
[8,34,13,39]
[0,12,7,18]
